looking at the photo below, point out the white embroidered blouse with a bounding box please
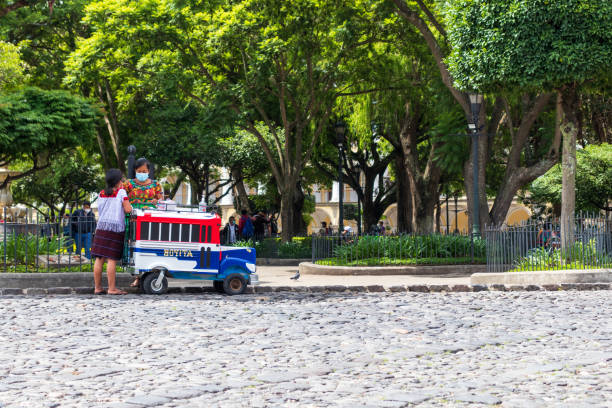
[96,188,128,233]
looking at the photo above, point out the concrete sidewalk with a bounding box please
[169,265,471,288]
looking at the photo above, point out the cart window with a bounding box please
[150,222,160,241]
[207,226,212,243]
[181,224,190,242]
[140,222,150,240]
[201,225,207,242]
[190,224,199,242]
[160,223,170,241]
[171,223,180,242]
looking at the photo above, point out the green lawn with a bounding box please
[316,256,486,267]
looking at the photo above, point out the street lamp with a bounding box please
[335,121,346,234]
[468,93,483,238]
[350,148,362,236]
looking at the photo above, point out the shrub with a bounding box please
[0,233,66,265]
[328,234,484,263]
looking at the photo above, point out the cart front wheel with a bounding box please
[223,273,247,295]
[143,272,168,295]
[213,280,225,293]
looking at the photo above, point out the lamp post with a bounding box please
[352,159,362,236]
[335,121,346,234]
[468,93,483,238]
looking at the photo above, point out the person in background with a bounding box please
[238,209,254,240]
[253,211,269,241]
[71,201,96,259]
[91,169,132,295]
[223,216,239,245]
[377,220,385,236]
[319,221,330,236]
[124,157,162,287]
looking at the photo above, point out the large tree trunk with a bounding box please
[395,153,412,233]
[560,85,579,251]
[292,184,306,236]
[398,103,442,234]
[231,166,251,213]
[279,185,296,243]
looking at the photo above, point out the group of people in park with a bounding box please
[221,209,276,245]
[317,220,388,236]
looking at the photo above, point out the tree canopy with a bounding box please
[0,87,100,189]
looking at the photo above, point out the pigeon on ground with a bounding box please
[290,271,300,280]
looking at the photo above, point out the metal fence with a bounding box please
[485,215,612,272]
[1,208,97,273]
[311,232,484,266]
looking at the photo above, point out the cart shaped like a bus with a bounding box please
[124,207,258,295]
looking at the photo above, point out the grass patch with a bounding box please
[316,256,485,267]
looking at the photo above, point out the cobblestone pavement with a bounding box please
[0,291,610,408]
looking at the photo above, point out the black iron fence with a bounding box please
[311,232,485,266]
[485,215,612,272]
[1,208,97,273]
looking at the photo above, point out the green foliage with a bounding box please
[0,233,66,267]
[317,256,481,266]
[11,148,103,217]
[524,143,612,214]
[232,237,312,259]
[0,41,27,91]
[316,234,485,266]
[445,0,612,91]
[511,240,612,271]
[0,0,90,89]
[0,87,100,170]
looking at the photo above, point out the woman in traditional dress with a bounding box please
[124,158,163,287]
[91,169,132,295]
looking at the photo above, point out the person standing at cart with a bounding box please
[123,158,163,210]
[91,169,132,295]
[124,157,163,287]
[70,201,96,259]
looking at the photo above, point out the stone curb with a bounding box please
[299,262,486,276]
[1,283,610,296]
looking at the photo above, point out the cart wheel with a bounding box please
[223,273,247,295]
[213,280,225,293]
[142,272,168,295]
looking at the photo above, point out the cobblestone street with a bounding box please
[0,291,610,408]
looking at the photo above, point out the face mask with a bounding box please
[84,208,91,213]
[136,172,149,182]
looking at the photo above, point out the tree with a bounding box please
[390,0,566,232]
[313,117,396,233]
[220,126,270,214]
[524,144,612,216]
[0,0,54,17]
[445,0,612,245]
[11,148,103,219]
[73,0,379,241]
[0,41,27,91]
[0,87,100,189]
[138,101,234,205]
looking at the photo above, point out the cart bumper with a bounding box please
[249,273,260,286]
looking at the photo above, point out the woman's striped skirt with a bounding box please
[91,229,125,261]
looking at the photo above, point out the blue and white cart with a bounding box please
[123,207,258,295]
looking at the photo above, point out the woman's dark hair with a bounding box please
[134,157,150,172]
[104,168,123,195]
